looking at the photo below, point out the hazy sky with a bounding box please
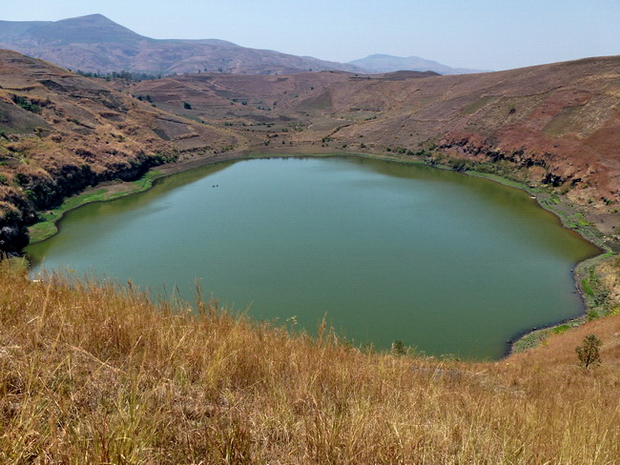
[3,0,619,71]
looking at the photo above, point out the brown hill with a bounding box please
[0,49,239,251]
[0,14,364,76]
[130,57,620,242]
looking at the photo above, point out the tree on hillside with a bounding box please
[576,334,602,368]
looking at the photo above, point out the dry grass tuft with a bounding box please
[1,259,620,463]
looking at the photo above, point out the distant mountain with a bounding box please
[349,54,486,75]
[0,14,364,76]
[0,20,52,39]
[5,14,147,44]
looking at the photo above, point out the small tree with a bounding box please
[391,339,406,356]
[576,334,602,368]
[183,101,192,110]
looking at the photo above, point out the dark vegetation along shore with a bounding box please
[1,48,620,462]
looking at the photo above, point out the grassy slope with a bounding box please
[1,259,620,464]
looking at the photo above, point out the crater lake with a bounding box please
[25,157,601,359]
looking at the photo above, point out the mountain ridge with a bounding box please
[0,14,485,76]
[22,13,151,44]
[0,14,365,76]
[349,53,486,74]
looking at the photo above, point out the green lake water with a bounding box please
[25,157,601,359]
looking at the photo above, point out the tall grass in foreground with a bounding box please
[1,260,619,464]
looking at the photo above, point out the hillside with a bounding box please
[0,14,364,76]
[2,51,620,253]
[1,255,619,463]
[0,49,240,251]
[130,56,620,243]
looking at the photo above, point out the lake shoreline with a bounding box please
[25,149,616,359]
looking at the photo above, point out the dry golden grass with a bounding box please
[598,256,620,314]
[1,258,620,464]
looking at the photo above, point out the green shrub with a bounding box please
[576,334,602,368]
[12,95,40,113]
[391,339,406,356]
